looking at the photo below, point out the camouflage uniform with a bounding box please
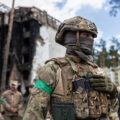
[0,113,3,120]
[1,89,23,120]
[23,16,118,120]
[0,98,5,120]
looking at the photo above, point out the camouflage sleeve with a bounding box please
[18,93,24,110]
[23,61,59,120]
[109,91,119,120]
[0,113,2,119]
[1,91,11,111]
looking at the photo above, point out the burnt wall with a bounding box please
[0,25,8,86]
[17,19,40,84]
[0,18,40,90]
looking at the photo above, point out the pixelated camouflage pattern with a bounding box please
[23,55,118,120]
[56,16,98,46]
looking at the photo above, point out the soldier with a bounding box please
[19,84,34,118]
[117,86,120,119]
[0,112,4,120]
[24,84,34,107]
[23,16,118,120]
[1,80,23,120]
[0,98,6,120]
[0,113,2,120]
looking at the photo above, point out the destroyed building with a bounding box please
[0,6,66,93]
[0,4,119,93]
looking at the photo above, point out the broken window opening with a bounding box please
[22,53,29,64]
[6,71,10,89]
[23,70,29,80]
[23,37,30,46]
[7,55,13,69]
[23,21,30,32]
[8,56,11,66]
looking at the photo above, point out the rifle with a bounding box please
[72,71,93,92]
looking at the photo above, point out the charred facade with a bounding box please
[0,7,60,92]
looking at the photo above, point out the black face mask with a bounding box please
[63,31,94,55]
[66,48,93,62]
[79,36,94,55]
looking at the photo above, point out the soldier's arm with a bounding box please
[17,93,24,110]
[0,113,2,120]
[23,61,59,120]
[1,91,12,111]
[109,91,119,120]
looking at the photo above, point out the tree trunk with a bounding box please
[1,0,15,92]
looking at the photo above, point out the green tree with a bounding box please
[94,39,109,67]
[94,37,120,67]
[108,37,120,67]
[109,0,120,16]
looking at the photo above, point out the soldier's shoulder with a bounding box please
[17,91,23,96]
[86,60,98,68]
[86,61,105,76]
[91,63,105,76]
[45,57,68,67]
[96,67,105,76]
[2,90,11,95]
[3,90,11,94]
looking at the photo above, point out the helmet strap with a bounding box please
[76,31,80,47]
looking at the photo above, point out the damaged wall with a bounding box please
[0,6,65,92]
[31,25,66,82]
[0,17,40,91]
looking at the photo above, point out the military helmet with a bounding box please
[56,16,98,45]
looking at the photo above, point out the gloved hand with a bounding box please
[90,76,117,94]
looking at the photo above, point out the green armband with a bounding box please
[0,99,6,103]
[34,80,53,94]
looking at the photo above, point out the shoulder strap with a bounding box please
[65,57,83,82]
[66,57,78,73]
[65,57,98,77]
[45,57,68,68]
[86,60,98,68]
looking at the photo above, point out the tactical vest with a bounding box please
[46,57,111,119]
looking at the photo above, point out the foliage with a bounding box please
[109,0,120,16]
[93,37,120,68]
